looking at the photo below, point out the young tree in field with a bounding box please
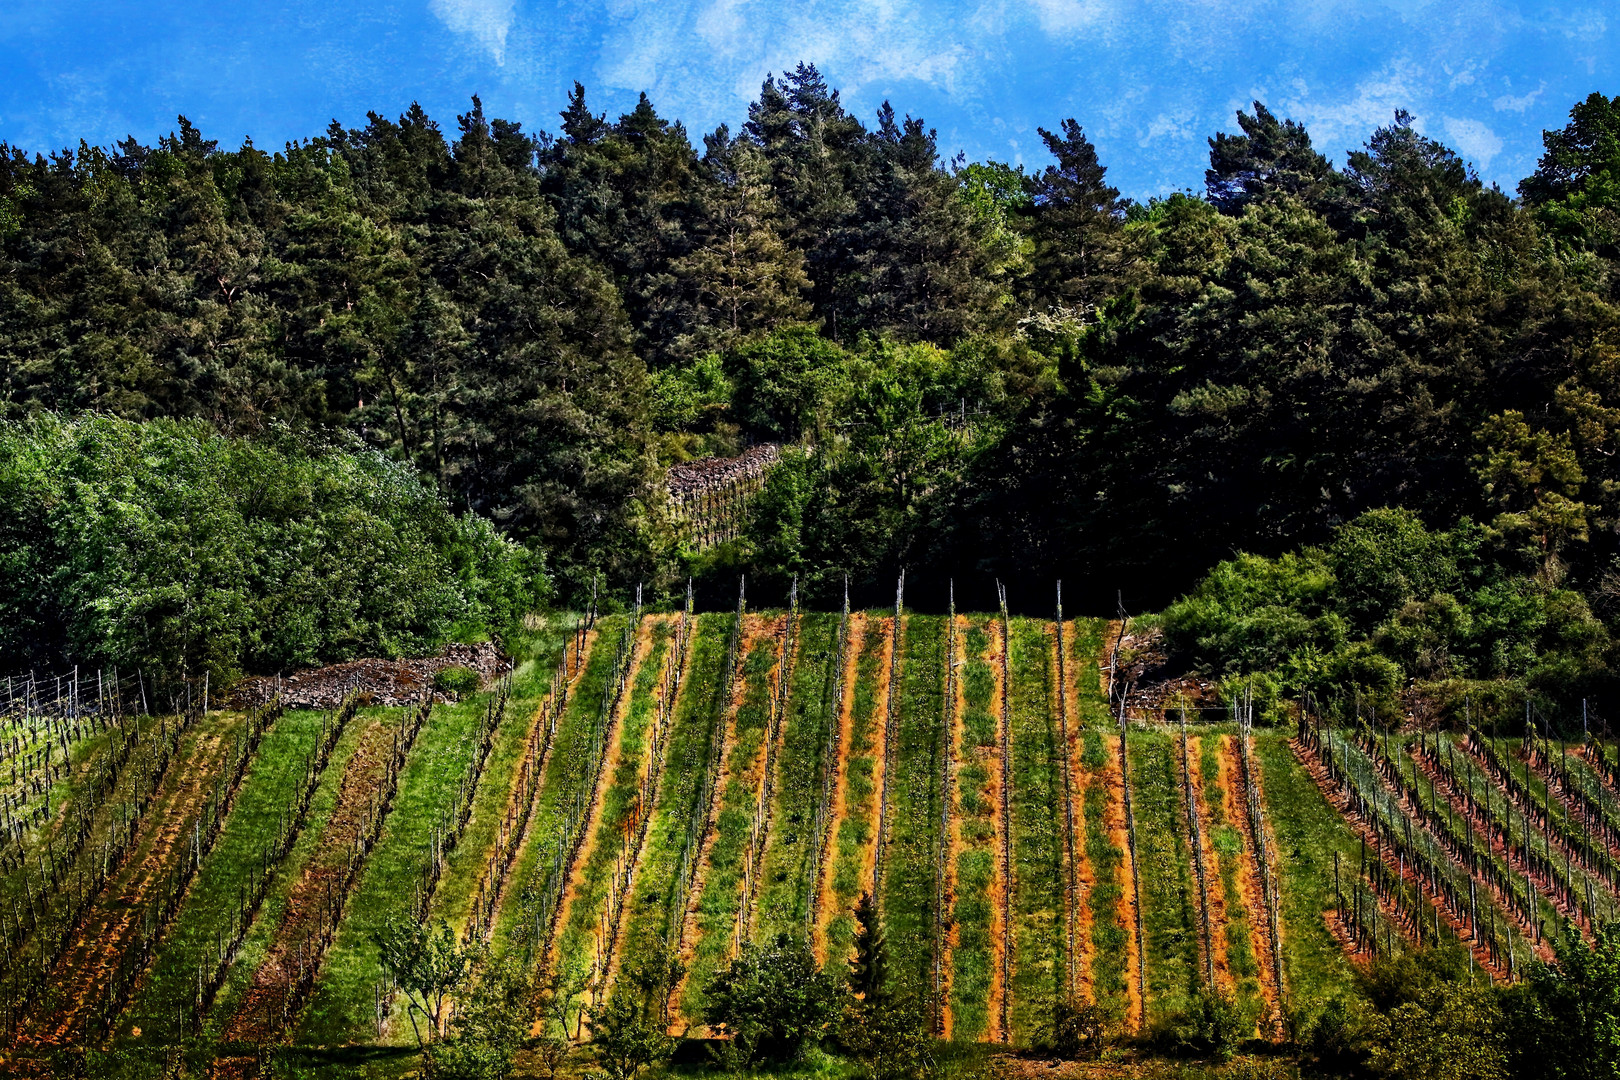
[588,990,672,1080]
[426,948,530,1080]
[703,935,843,1064]
[372,916,472,1046]
[838,991,934,1080]
[1506,922,1620,1080]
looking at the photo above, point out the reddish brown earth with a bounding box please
[812,614,866,965]
[1217,736,1282,1035]
[218,713,397,1052]
[17,716,233,1047]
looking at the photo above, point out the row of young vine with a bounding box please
[2,702,202,1040]
[77,695,289,1042]
[465,618,591,942]
[244,694,434,1041]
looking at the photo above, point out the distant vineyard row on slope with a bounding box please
[8,590,1620,1070]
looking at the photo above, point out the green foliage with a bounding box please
[434,666,482,697]
[588,991,672,1080]
[1039,996,1106,1060]
[839,992,935,1080]
[0,414,546,680]
[701,935,843,1064]
[1366,983,1506,1080]
[370,916,473,1047]
[425,951,531,1080]
[1163,508,1613,710]
[1167,990,1251,1063]
[1504,922,1620,1080]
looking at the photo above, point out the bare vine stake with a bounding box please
[872,570,905,905]
[996,580,1013,1044]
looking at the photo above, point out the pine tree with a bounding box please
[1027,119,1123,311]
[848,891,887,1001]
[668,127,810,357]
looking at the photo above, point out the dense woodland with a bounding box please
[3,71,1620,709]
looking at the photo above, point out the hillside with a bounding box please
[7,591,1613,1074]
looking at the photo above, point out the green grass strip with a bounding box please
[681,629,780,1018]
[949,620,996,1042]
[204,713,368,1031]
[1128,732,1198,1029]
[496,614,628,956]
[551,622,673,1010]
[296,690,491,1044]
[1006,618,1064,1043]
[119,708,332,1040]
[1080,729,1129,1029]
[1252,732,1359,1008]
[755,612,841,941]
[879,614,946,1000]
[1197,734,1262,1010]
[617,614,730,984]
[427,620,574,943]
[824,618,889,958]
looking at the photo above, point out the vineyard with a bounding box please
[6,590,1619,1074]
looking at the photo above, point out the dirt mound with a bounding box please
[232,641,506,709]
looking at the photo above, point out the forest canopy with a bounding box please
[0,414,546,681]
[3,71,1620,693]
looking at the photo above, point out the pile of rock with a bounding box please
[232,641,509,710]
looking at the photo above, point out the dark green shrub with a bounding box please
[701,935,842,1064]
[434,666,481,698]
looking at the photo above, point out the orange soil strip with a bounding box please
[602,613,699,996]
[1414,747,1590,935]
[221,713,397,1046]
[984,620,1009,1043]
[22,723,231,1046]
[938,616,964,1041]
[1217,736,1281,1034]
[1290,738,1516,978]
[743,612,798,937]
[1185,736,1234,997]
[1063,621,1095,1007]
[811,613,866,964]
[859,617,897,914]
[544,616,659,974]
[483,628,598,938]
[668,615,780,1024]
[1096,725,1144,1033]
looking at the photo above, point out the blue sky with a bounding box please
[0,1,1613,199]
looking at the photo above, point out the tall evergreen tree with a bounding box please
[1027,119,1122,311]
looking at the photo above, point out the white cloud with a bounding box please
[429,0,516,65]
[1443,115,1503,167]
[1282,60,1424,157]
[1027,0,1110,34]
[1493,80,1546,113]
[588,0,976,127]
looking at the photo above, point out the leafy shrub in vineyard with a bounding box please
[0,414,547,680]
